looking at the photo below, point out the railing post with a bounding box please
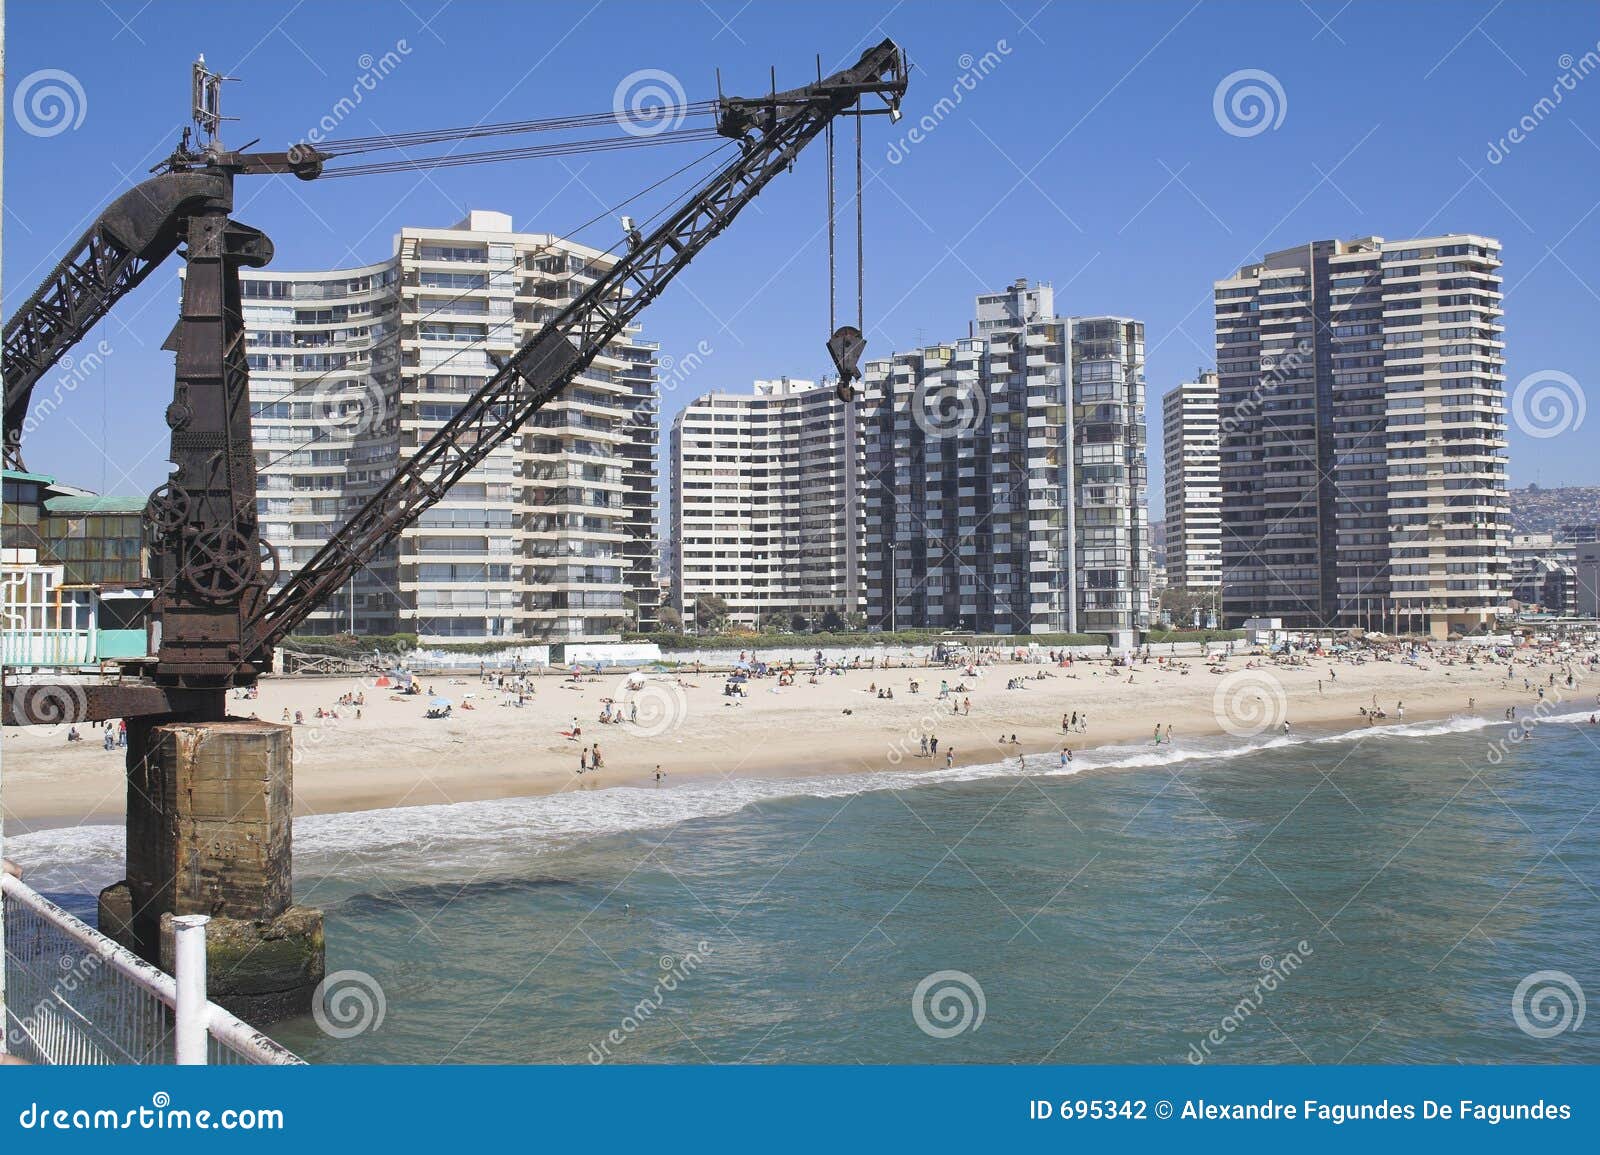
[172,914,210,1065]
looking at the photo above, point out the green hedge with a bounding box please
[282,633,418,657]
[1140,629,1245,644]
[619,630,1112,651]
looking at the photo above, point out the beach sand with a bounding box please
[3,647,1569,829]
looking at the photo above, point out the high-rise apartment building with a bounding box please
[670,377,861,629]
[244,261,400,636]
[242,210,658,644]
[1214,235,1509,637]
[860,280,1148,644]
[1161,372,1222,592]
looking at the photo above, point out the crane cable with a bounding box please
[252,140,734,420]
[314,101,720,156]
[320,125,724,179]
[252,140,737,474]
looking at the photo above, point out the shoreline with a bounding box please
[5,648,1588,836]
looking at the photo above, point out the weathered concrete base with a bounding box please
[97,884,324,1023]
[161,906,325,1023]
[99,717,325,1026]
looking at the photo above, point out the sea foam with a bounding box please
[6,708,1586,891]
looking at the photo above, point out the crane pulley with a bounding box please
[1,40,907,724]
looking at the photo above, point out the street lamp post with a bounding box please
[887,540,897,633]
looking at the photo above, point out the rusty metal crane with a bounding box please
[3,42,907,726]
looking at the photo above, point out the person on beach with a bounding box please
[945,748,954,768]
[1165,723,1173,744]
[930,736,938,756]
[654,765,665,783]
[1152,724,1162,745]
[591,743,603,769]
[579,749,588,774]
[1061,747,1072,766]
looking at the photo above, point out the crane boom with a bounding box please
[2,175,213,467]
[246,39,906,659]
[2,149,325,469]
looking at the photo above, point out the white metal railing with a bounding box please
[1,874,303,1065]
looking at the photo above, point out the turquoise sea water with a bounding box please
[11,712,1598,1064]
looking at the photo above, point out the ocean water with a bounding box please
[9,713,1599,1064]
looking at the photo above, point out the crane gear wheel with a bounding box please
[257,538,281,590]
[143,482,191,539]
[184,526,259,602]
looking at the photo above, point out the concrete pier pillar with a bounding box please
[98,718,324,1023]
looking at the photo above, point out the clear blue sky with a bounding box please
[5,0,1598,510]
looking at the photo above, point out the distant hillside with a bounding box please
[1509,485,1600,534]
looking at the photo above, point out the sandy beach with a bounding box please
[5,644,1583,830]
